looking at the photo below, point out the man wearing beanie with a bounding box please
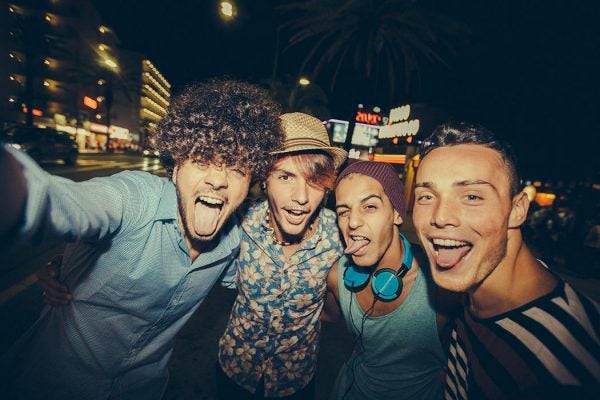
[324,160,460,400]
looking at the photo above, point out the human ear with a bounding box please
[509,191,529,228]
[393,210,404,226]
[172,165,179,184]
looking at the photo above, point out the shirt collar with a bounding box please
[155,179,178,221]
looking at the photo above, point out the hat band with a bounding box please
[282,137,331,150]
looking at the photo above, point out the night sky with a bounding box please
[91,0,599,183]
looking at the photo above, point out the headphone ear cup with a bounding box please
[343,263,371,291]
[371,268,403,302]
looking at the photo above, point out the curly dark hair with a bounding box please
[156,79,283,182]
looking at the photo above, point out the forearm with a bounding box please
[0,147,27,246]
[3,146,131,246]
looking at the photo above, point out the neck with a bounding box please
[375,227,404,271]
[468,230,558,318]
[268,209,318,246]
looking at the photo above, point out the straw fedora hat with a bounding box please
[272,112,348,170]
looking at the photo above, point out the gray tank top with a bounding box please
[330,254,444,400]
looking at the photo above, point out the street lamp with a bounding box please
[219,1,236,20]
[298,77,310,86]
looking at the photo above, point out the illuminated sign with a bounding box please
[329,119,380,147]
[379,104,420,139]
[83,96,98,109]
[372,154,407,164]
[22,106,43,116]
[355,111,384,126]
[90,123,130,139]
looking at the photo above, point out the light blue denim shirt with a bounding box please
[1,148,240,400]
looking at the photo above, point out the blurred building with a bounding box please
[0,0,170,151]
[120,50,171,150]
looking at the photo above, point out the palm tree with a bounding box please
[279,0,468,149]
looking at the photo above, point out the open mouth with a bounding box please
[198,196,224,208]
[431,238,472,269]
[344,235,370,255]
[284,208,309,224]
[193,196,224,236]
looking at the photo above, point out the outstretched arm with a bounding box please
[0,148,27,248]
[322,260,342,323]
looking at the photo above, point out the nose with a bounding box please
[205,165,228,190]
[291,180,309,205]
[430,197,459,227]
[347,209,363,230]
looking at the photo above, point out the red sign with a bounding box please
[355,111,383,126]
[22,106,43,116]
[83,96,98,109]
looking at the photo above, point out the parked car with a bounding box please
[0,125,79,165]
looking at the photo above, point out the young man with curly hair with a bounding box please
[0,79,283,400]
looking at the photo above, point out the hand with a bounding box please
[36,255,72,305]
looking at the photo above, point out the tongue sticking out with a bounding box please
[194,202,220,236]
[344,240,368,255]
[435,246,471,268]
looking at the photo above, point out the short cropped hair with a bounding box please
[156,79,283,182]
[420,121,521,197]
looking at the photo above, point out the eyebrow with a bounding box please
[335,194,383,210]
[415,179,499,192]
[271,168,297,177]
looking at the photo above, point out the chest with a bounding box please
[354,266,419,317]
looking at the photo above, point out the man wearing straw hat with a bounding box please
[215,112,348,399]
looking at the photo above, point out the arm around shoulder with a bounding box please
[322,260,342,323]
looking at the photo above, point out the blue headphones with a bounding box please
[343,233,413,302]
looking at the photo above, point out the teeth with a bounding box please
[198,196,223,205]
[287,209,304,216]
[432,238,469,247]
[350,236,368,241]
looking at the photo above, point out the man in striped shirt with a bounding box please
[412,121,599,399]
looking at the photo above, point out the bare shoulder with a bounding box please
[327,259,340,296]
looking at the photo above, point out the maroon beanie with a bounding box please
[336,160,406,220]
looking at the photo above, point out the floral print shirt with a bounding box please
[218,200,343,397]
